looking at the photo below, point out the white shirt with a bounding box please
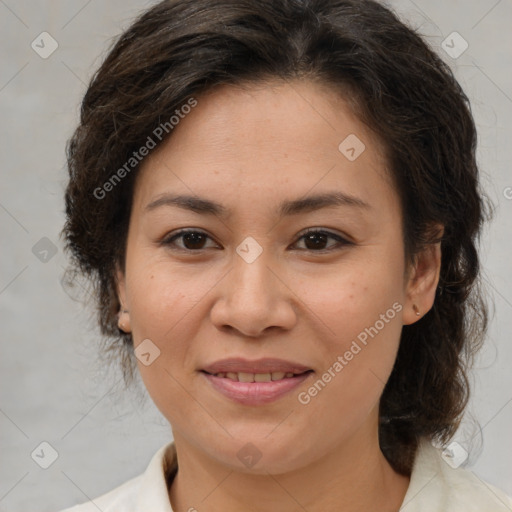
[59,438,512,511]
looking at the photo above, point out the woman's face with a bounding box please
[117,80,439,473]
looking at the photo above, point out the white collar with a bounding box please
[135,442,176,511]
[128,438,511,511]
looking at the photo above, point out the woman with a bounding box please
[59,0,512,510]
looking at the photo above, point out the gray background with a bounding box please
[1,1,511,511]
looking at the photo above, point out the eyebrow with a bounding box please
[144,191,371,218]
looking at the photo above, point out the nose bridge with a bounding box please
[230,243,277,310]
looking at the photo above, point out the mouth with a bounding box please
[199,358,314,405]
[201,370,312,382]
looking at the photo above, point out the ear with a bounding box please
[115,263,131,333]
[402,224,444,326]
[116,263,127,307]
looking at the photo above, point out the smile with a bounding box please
[200,358,314,405]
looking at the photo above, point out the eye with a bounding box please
[292,229,351,252]
[161,228,350,253]
[161,229,218,251]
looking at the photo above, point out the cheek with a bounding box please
[126,263,203,422]
[125,260,199,390]
[294,255,404,350]
[126,258,203,339]
[296,299,403,431]
[291,248,405,411]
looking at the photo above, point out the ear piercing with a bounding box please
[413,304,420,316]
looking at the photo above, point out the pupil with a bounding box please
[184,233,205,249]
[305,233,327,250]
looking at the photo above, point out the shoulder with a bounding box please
[401,438,512,511]
[56,442,177,512]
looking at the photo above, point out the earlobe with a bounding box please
[403,226,443,326]
[118,309,132,333]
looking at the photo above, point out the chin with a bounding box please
[201,431,318,475]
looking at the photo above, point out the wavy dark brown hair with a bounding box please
[62,0,492,475]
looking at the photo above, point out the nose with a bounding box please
[209,248,297,338]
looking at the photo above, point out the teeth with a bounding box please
[213,371,298,381]
[254,373,271,382]
[238,372,254,383]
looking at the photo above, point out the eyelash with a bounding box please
[160,228,352,253]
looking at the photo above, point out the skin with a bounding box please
[116,79,442,512]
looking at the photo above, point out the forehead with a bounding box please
[133,80,397,218]
[151,80,381,162]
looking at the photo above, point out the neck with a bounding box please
[168,419,410,512]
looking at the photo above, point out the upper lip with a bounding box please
[201,358,312,375]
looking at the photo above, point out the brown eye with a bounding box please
[293,230,350,252]
[162,230,217,251]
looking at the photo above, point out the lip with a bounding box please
[200,357,313,405]
[201,357,312,375]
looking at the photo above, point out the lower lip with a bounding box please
[201,371,313,405]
